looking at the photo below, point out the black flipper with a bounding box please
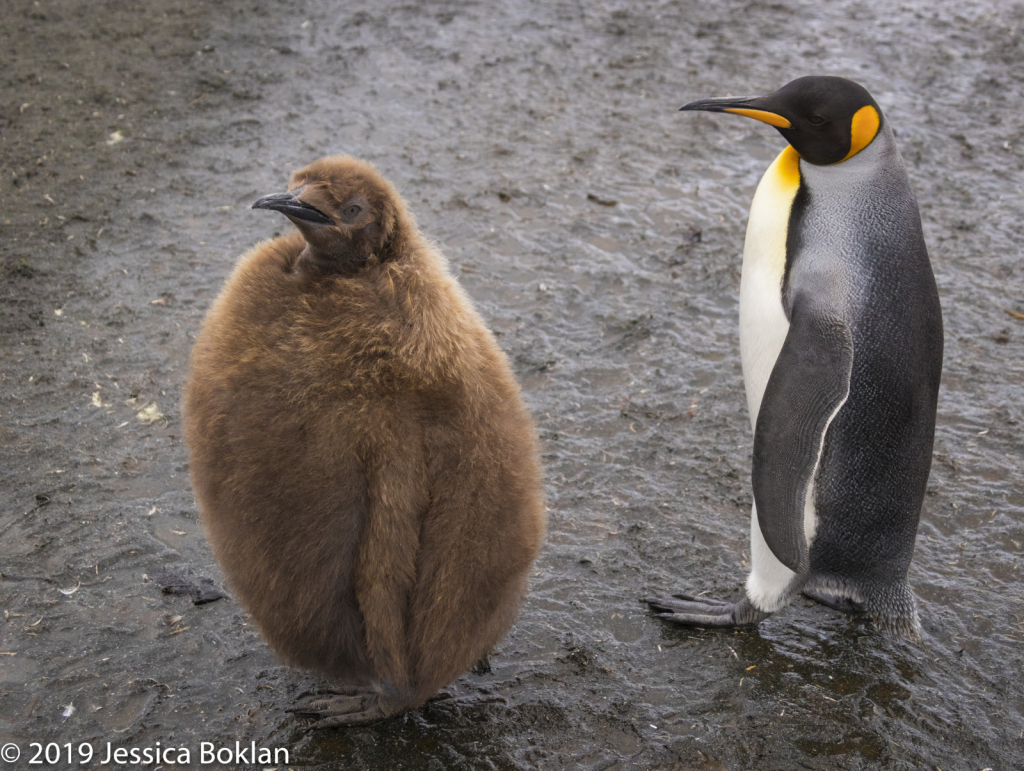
[752,299,854,574]
[802,587,867,614]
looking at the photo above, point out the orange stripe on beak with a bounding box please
[722,108,792,128]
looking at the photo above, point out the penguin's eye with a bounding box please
[807,114,826,126]
[342,204,362,219]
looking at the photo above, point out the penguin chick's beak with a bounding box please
[252,192,333,225]
[680,95,792,129]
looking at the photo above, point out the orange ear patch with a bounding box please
[840,105,880,162]
[723,108,793,128]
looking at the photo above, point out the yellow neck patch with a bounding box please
[840,105,880,162]
[743,144,801,281]
[774,144,801,188]
[723,108,792,128]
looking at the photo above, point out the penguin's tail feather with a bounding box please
[866,581,922,640]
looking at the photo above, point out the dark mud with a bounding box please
[2,1,1023,769]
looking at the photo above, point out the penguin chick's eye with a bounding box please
[807,114,826,126]
[342,204,362,219]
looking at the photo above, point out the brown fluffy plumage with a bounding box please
[183,156,545,727]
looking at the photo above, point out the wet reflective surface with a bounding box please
[2,0,1022,768]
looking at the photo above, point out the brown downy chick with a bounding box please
[183,155,546,727]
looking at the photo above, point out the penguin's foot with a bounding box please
[644,593,770,628]
[802,587,866,614]
[288,687,404,728]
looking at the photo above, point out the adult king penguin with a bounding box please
[184,156,545,725]
[646,76,942,637]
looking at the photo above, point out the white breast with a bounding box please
[739,145,816,611]
[739,145,801,429]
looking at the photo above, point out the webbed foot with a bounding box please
[644,593,770,628]
[288,686,404,728]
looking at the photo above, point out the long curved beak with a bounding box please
[252,191,332,224]
[680,95,792,129]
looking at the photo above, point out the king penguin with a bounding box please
[183,156,546,725]
[645,76,943,637]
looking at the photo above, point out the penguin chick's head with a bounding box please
[681,76,882,166]
[252,155,405,270]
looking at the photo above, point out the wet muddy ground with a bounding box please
[2,0,1023,768]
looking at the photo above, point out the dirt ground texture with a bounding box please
[2,0,1023,769]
